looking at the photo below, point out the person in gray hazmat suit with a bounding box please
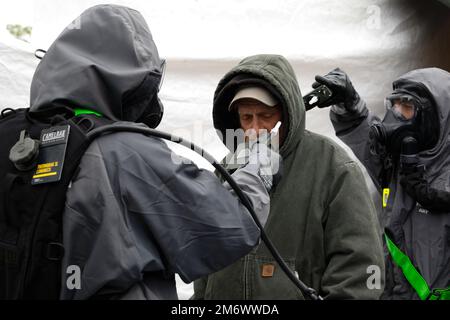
[314,68,450,300]
[27,5,279,300]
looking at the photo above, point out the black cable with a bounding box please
[87,124,323,301]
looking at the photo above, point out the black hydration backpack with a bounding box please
[0,107,111,299]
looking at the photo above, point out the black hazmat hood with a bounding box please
[393,68,450,178]
[30,4,164,123]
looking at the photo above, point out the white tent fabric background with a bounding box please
[0,32,37,109]
[0,0,449,300]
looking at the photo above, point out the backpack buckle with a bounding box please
[46,242,65,261]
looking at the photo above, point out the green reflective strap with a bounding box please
[384,235,431,300]
[74,108,102,117]
[429,288,450,301]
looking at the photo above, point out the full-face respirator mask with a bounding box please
[369,92,423,157]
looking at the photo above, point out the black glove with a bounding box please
[313,68,361,111]
[401,167,450,213]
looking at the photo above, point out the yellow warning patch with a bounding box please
[33,162,60,179]
[33,172,58,179]
[37,162,59,170]
[383,189,390,208]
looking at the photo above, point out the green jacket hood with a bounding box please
[213,55,306,157]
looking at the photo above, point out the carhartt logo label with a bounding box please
[262,264,275,278]
[42,130,66,143]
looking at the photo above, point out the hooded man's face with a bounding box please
[235,99,284,141]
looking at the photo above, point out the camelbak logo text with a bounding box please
[43,130,66,142]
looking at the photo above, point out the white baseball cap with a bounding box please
[229,87,278,111]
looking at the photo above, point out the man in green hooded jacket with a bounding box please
[193,54,385,300]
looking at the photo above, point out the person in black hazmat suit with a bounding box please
[313,68,450,300]
[27,5,279,300]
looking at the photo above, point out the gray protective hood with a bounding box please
[393,68,450,179]
[30,5,164,123]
